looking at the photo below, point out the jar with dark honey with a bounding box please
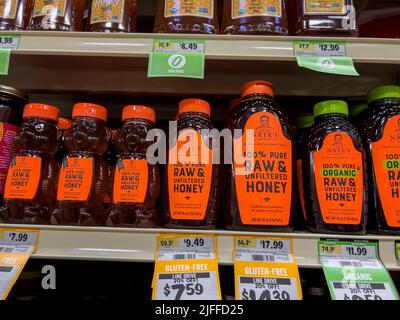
[0,0,33,30]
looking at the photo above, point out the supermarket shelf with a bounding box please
[1,224,399,270]
[7,31,400,63]
[1,32,400,97]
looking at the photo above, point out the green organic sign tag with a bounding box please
[294,40,359,76]
[148,39,205,79]
[396,242,400,264]
[297,56,359,76]
[0,50,10,75]
[318,240,399,300]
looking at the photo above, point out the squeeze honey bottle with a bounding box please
[28,0,86,31]
[0,0,33,30]
[154,0,219,34]
[290,0,358,36]
[89,0,137,32]
[222,0,289,35]
[362,86,400,234]
[224,80,295,231]
[304,100,367,234]
[51,103,110,226]
[107,105,160,228]
[164,99,219,229]
[0,103,60,224]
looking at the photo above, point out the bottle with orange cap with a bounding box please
[51,103,110,226]
[55,117,72,163]
[0,103,61,224]
[107,105,160,227]
[224,80,295,231]
[164,99,219,229]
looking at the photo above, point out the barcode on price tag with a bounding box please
[239,277,299,300]
[157,235,215,261]
[320,257,381,269]
[294,40,346,57]
[0,35,19,50]
[155,272,219,300]
[154,40,205,54]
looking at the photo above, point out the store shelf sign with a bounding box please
[148,39,205,79]
[0,228,40,300]
[152,234,221,300]
[233,236,302,300]
[294,40,359,76]
[319,240,399,300]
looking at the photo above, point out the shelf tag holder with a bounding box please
[0,228,40,299]
[0,34,20,76]
[147,39,205,79]
[293,40,359,76]
[233,236,302,300]
[152,233,221,300]
[318,239,399,300]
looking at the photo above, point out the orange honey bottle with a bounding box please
[0,103,61,224]
[107,105,160,227]
[51,103,110,226]
[164,99,219,229]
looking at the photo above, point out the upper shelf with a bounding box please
[2,31,400,97]
[1,223,399,271]
[9,31,400,63]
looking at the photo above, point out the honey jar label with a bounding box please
[4,156,42,200]
[57,157,93,202]
[304,0,346,15]
[32,0,67,18]
[313,132,364,225]
[233,112,293,226]
[164,0,214,19]
[232,0,282,19]
[113,159,148,204]
[0,0,18,19]
[371,115,400,228]
[168,129,213,221]
[90,0,124,25]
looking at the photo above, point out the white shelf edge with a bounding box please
[2,31,400,64]
[1,224,399,270]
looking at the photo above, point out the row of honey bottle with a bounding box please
[294,85,400,235]
[1,82,400,235]
[0,0,357,36]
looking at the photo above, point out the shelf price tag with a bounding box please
[148,39,205,79]
[0,228,40,300]
[293,40,359,76]
[0,35,20,50]
[319,240,399,300]
[396,242,400,265]
[152,234,221,300]
[234,236,302,300]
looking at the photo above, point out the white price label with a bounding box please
[158,236,215,261]
[321,257,381,269]
[155,272,219,300]
[239,277,299,300]
[294,41,346,57]
[154,41,205,54]
[236,238,292,263]
[331,281,398,300]
[0,230,39,254]
[0,36,19,50]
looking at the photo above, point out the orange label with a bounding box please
[296,159,307,221]
[168,129,213,220]
[4,156,41,200]
[234,112,292,226]
[313,132,364,225]
[113,159,148,203]
[371,115,400,227]
[57,157,93,201]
